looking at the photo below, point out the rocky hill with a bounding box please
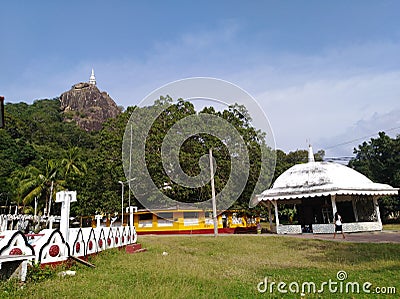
[60,82,121,131]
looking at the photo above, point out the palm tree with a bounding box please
[61,147,87,179]
[8,169,24,209]
[12,148,86,216]
[17,160,65,215]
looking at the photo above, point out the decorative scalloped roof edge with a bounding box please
[257,161,399,202]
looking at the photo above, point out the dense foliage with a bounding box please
[1,98,398,221]
[125,96,276,212]
[349,132,400,220]
[0,99,97,215]
[0,98,274,216]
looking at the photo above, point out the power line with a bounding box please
[324,126,400,150]
[324,156,354,161]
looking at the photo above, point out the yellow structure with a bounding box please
[133,209,259,235]
[76,209,260,234]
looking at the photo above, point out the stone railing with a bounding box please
[274,221,383,234]
[276,224,302,234]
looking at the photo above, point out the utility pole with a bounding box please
[47,181,54,218]
[0,96,5,128]
[128,125,133,207]
[209,148,218,237]
[118,181,125,226]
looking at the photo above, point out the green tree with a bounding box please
[61,147,87,179]
[349,132,400,220]
[71,106,136,216]
[2,95,335,220]
[16,160,65,213]
[2,98,96,213]
[123,97,275,213]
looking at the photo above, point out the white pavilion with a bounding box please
[256,146,399,234]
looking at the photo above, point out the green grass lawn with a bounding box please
[383,223,400,231]
[2,235,399,298]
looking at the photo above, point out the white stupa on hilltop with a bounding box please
[89,69,96,85]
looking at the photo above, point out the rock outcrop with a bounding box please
[60,83,121,131]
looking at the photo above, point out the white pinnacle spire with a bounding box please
[89,68,96,85]
[308,144,315,163]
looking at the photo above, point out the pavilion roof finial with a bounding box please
[89,68,96,86]
[308,144,315,163]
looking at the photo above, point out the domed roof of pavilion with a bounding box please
[256,147,399,202]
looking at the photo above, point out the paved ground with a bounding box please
[283,230,400,243]
[142,231,400,243]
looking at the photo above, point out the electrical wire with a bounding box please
[324,126,400,150]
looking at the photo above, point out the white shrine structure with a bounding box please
[89,68,96,85]
[256,146,399,234]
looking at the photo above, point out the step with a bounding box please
[126,243,147,254]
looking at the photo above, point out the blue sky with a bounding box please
[1,1,400,158]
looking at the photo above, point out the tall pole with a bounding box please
[209,148,218,237]
[34,197,37,217]
[34,197,37,225]
[0,96,5,128]
[128,124,133,208]
[47,181,54,218]
[118,181,124,226]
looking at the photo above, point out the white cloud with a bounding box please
[73,37,400,159]
[319,108,400,158]
[255,71,400,153]
[3,23,400,160]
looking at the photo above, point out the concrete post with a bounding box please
[21,260,28,282]
[56,191,77,242]
[126,206,137,231]
[48,216,55,230]
[1,215,7,232]
[95,215,102,228]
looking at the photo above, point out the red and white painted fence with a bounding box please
[0,191,138,265]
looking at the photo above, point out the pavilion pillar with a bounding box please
[352,198,359,222]
[330,195,337,216]
[272,200,280,227]
[373,196,382,224]
[267,201,273,230]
